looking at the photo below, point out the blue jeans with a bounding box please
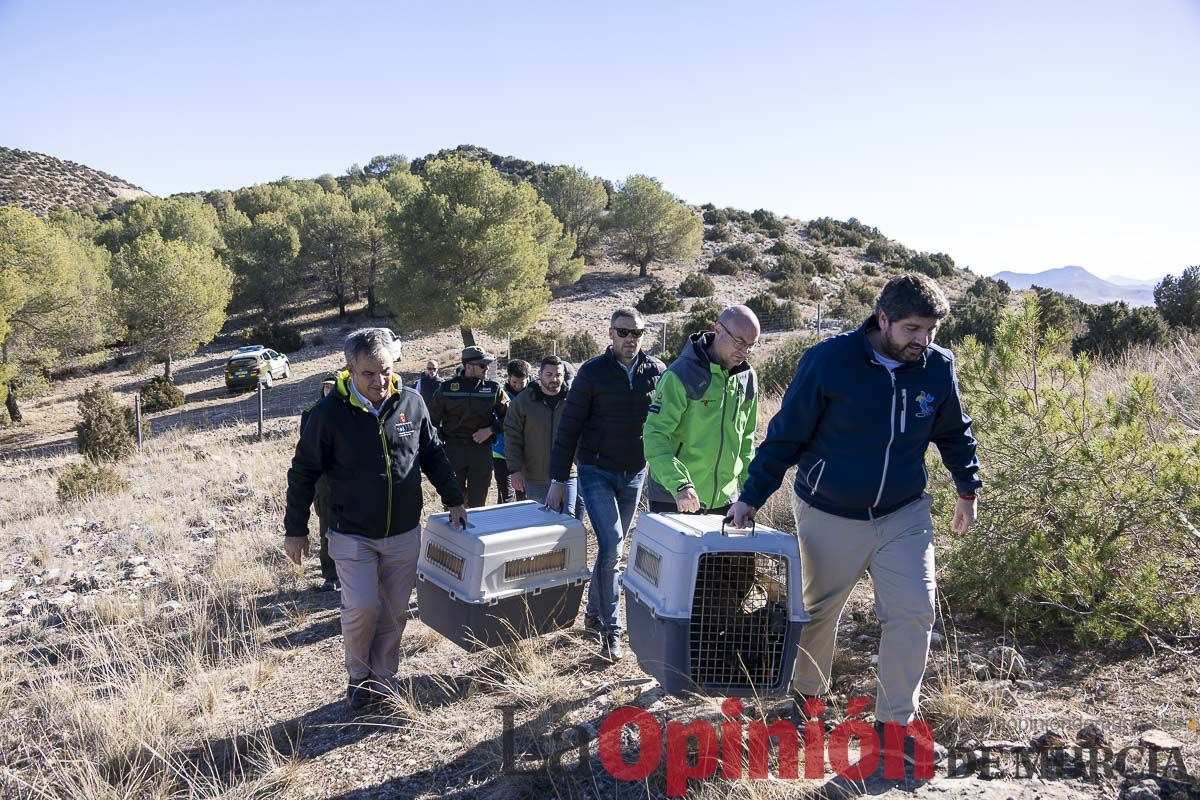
[525,478,578,518]
[579,464,646,634]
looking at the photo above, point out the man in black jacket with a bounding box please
[285,328,466,711]
[428,346,509,508]
[413,359,442,408]
[546,307,666,660]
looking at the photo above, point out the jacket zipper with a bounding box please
[873,369,897,508]
[710,374,731,510]
[378,418,393,534]
[900,388,908,434]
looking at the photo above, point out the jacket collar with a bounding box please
[685,330,752,377]
[605,345,644,371]
[335,370,401,412]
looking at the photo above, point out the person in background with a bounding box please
[299,372,341,591]
[643,306,760,516]
[505,355,576,512]
[491,359,530,503]
[413,359,442,408]
[428,347,509,508]
[284,329,466,712]
[546,307,666,661]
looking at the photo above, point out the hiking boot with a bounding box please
[583,614,601,635]
[872,721,948,780]
[346,678,377,711]
[600,632,624,661]
[318,579,338,593]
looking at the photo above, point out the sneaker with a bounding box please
[318,579,338,593]
[346,678,376,711]
[601,632,624,661]
[583,614,601,635]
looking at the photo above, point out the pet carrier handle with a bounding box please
[720,519,756,537]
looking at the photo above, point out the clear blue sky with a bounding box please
[2,0,1197,281]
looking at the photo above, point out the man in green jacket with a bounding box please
[643,305,760,515]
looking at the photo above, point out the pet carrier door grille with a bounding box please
[426,541,465,579]
[503,549,566,581]
[689,551,790,690]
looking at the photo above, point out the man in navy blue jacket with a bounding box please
[729,273,980,763]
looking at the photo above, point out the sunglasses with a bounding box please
[612,327,645,339]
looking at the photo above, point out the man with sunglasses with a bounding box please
[546,307,666,661]
[644,305,760,516]
[413,359,442,408]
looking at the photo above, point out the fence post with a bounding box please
[506,331,511,359]
[817,303,823,337]
[551,340,557,356]
[662,321,669,357]
[257,382,265,441]
[134,392,143,452]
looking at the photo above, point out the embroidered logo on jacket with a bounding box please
[915,391,936,418]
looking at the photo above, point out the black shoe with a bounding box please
[790,692,827,726]
[583,614,601,635]
[601,633,624,661]
[872,721,947,780]
[346,678,376,711]
[318,579,338,593]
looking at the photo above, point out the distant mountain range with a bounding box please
[991,265,1159,307]
[0,146,149,217]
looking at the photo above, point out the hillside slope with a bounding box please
[0,146,150,215]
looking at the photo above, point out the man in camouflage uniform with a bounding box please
[428,346,509,508]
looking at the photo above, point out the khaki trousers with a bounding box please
[327,528,421,684]
[790,493,937,724]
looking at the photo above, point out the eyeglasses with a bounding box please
[718,322,758,352]
[612,327,645,339]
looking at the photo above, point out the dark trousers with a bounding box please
[314,479,338,582]
[492,457,526,504]
[648,500,732,517]
[446,441,495,508]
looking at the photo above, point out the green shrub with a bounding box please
[811,252,836,275]
[807,216,882,247]
[865,239,894,263]
[57,462,129,503]
[668,298,721,359]
[704,224,732,242]
[243,321,304,353]
[862,263,878,277]
[752,209,787,237]
[636,282,683,314]
[1072,303,1169,359]
[679,272,715,298]
[724,208,755,227]
[772,275,822,302]
[723,243,757,263]
[745,292,804,331]
[830,279,877,322]
[941,301,1200,644]
[707,256,740,275]
[770,252,811,280]
[509,327,601,364]
[903,251,956,278]
[757,335,816,395]
[766,240,798,257]
[76,382,136,463]
[702,208,728,225]
[139,375,186,413]
[939,277,1012,346]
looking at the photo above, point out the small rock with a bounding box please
[929,631,944,647]
[63,539,86,555]
[1015,679,1046,691]
[128,565,152,580]
[1124,778,1162,800]
[870,655,879,666]
[1076,723,1108,747]
[1031,729,1068,749]
[1139,730,1184,750]
[49,591,77,610]
[0,579,15,594]
[41,568,64,584]
[157,600,182,616]
[123,555,147,568]
[987,645,1028,678]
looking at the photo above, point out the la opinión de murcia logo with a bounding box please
[498,697,1194,796]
